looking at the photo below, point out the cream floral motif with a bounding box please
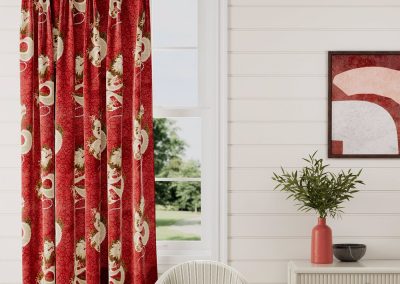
[108,148,124,205]
[134,197,149,253]
[21,104,26,119]
[72,239,86,284]
[37,173,55,201]
[20,36,34,63]
[70,0,86,13]
[38,240,55,284]
[38,55,50,77]
[75,55,84,78]
[39,80,55,107]
[87,117,106,160]
[75,147,85,168]
[73,147,85,207]
[70,0,86,25]
[109,0,122,19]
[41,147,52,170]
[55,220,62,247]
[55,126,63,154]
[109,240,125,284]
[21,129,33,155]
[133,105,150,253]
[74,55,85,117]
[35,0,49,15]
[38,147,54,205]
[133,105,149,161]
[106,55,123,111]
[110,147,122,167]
[53,27,64,61]
[35,0,50,24]
[22,221,31,247]
[89,14,107,67]
[90,209,106,252]
[134,12,151,67]
[20,9,33,65]
[20,9,30,32]
[21,104,32,155]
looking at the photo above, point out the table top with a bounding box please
[289,260,400,274]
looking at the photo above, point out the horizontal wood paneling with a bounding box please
[0,54,19,76]
[0,1,20,278]
[0,145,21,168]
[0,214,20,238]
[229,122,326,145]
[0,100,22,122]
[229,191,400,214]
[228,0,400,283]
[229,0,400,7]
[229,100,326,122]
[0,0,20,7]
[229,237,400,260]
[0,168,21,191]
[230,7,400,29]
[0,31,18,53]
[0,123,20,145]
[230,30,400,52]
[0,191,21,213]
[0,260,22,283]
[229,215,400,237]
[229,145,400,168]
[230,53,326,75]
[0,7,20,31]
[230,260,287,283]
[228,168,400,191]
[229,76,326,99]
[0,77,19,99]
[1,238,21,261]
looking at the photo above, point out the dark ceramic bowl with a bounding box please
[333,244,367,262]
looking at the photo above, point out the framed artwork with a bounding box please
[328,51,400,158]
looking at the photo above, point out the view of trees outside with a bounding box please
[154,118,201,240]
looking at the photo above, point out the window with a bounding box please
[151,0,223,265]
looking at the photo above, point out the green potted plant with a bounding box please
[272,152,364,264]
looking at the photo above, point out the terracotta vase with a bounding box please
[311,218,333,264]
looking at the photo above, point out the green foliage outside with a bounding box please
[272,152,364,219]
[153,118,201,212]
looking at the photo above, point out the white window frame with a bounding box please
[152,0,228,269]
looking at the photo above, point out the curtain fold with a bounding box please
[20,1,157,283]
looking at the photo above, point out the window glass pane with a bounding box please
[156,181,201,241]
[154,117,201,178]
[151,0,197,48]
[152,50,198,107]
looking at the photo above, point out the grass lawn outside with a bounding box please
[156,209,201,241]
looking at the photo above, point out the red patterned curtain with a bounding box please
[20,0,157,283]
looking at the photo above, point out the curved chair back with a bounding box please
[156,260,247,284]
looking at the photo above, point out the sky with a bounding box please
[150,0,201,162]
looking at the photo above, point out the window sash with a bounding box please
[152,0,221,264]
[155,178,201,182]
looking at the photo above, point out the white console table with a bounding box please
[288,260,400,284]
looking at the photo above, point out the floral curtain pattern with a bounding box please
[20,0,157,283]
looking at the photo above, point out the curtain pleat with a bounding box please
[20,1,157,283]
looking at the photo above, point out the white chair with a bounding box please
[156,260,248,284]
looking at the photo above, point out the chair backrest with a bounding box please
[156,260,248,284]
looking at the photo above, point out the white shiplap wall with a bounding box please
[228,0,400,284]
[0,0,22,282]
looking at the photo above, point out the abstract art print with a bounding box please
[329,51,400,158]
